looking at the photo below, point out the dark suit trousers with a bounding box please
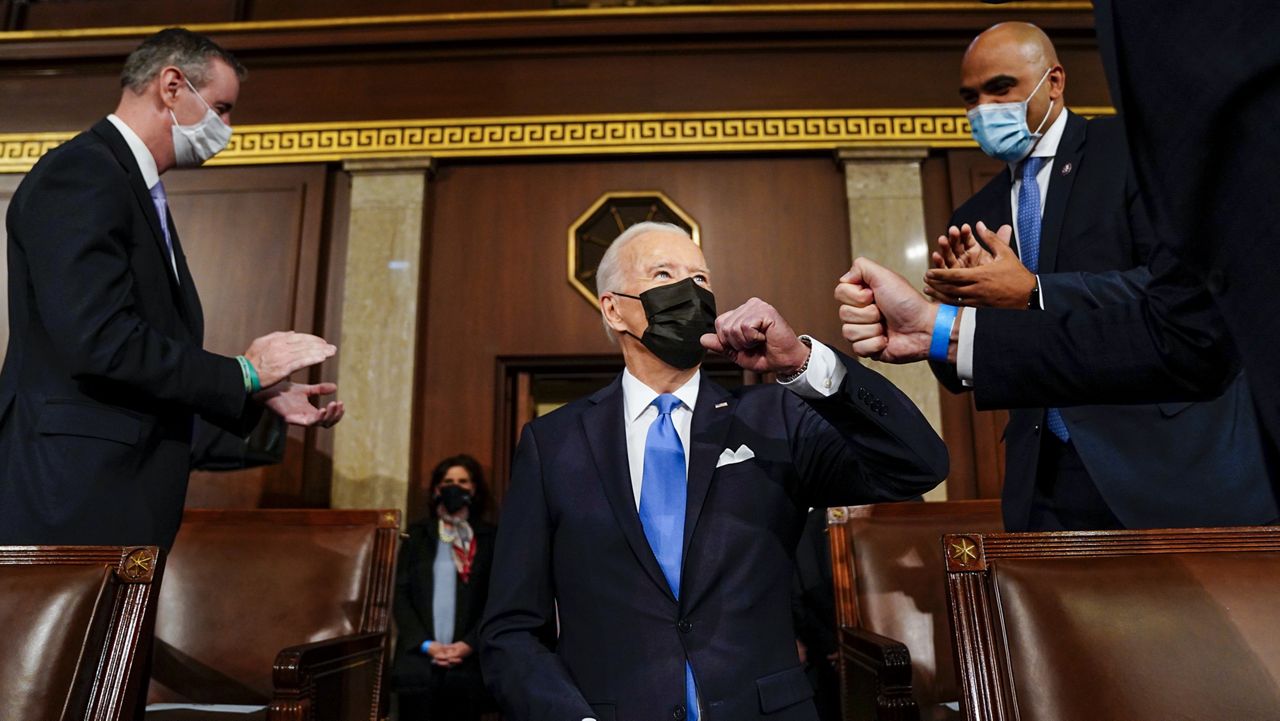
[1025,433,1125,532]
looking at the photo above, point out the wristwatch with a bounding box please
[1026,276,1041,310]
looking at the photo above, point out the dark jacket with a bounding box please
[480,350,947,721]
[393,516,497,694]
[0,118,257,549]
[937,112,1275,530]
[971,1,1280,480]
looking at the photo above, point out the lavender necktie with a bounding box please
[148,181,179,283]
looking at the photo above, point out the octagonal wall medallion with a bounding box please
[567,191,701,309]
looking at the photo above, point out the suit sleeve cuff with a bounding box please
[779,337,845,399]
[957,308,977,386]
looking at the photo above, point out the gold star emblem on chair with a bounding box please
[950,538,978,566]
[124,549,154,580]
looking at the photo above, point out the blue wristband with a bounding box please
[420,640,433,654]
[929,304,958,363]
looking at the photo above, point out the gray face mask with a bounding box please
[170,78,232,168]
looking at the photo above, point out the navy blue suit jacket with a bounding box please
[0,119,256,549]
[971,1,1280,479]
[936,112,1275,530]
[480,351,947,721]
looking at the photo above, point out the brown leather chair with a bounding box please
[827,500,1003,721]
[944,526,1280,721]
[145,509,401,721]
[0,545,162,721]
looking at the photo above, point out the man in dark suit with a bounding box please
[922,23,1274,531]
[0,28,344,550]
[836,2,1280,482]
[480,222,947,721]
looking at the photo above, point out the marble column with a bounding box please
[330,158,435,515]
[838,148,946,500]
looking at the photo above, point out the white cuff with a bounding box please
[779,336,845,398]
[1035,274,1047,310]
[957,308,977,386]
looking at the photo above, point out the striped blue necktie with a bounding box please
[1018,156,1070,442]
[638,393,698,721]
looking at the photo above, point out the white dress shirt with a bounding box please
[957,108,1070,383]
[106,113,178,280]
[620,337,845,508]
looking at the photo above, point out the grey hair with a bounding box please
[596,221,693,342]
[120,28,246,92]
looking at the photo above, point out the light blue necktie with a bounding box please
[148,181,179,283]
[1017,157,1070,442]
[638,393,698,721]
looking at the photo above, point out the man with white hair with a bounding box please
[480,222,947,721]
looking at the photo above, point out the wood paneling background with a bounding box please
[415,155,853,512]
[0,5,1105,509]
[167,165,332,508]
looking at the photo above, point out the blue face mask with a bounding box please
[967,67,1054,163]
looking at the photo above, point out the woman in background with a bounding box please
[393,453,497,721]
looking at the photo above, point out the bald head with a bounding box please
[960,22,1066,136]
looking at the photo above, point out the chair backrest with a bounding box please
[0,545,162,721]
[147,509,400,705]
[828,500,1003,706]
[944,526,1280,721]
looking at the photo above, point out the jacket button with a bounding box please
[857,387,868,400]
[677,619,693,633]
[1033,424,1040,434]
[673,706,686,721]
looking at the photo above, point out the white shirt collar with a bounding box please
[106,114,161,190]
[621,368,701,422]
[1008,106,1070,177]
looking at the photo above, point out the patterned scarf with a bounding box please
[438,512,476,583]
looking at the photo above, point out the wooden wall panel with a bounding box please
[18,0,238,30]
[166,164,331,509]
[0,165,332,508]
[248,0,543,20]
[417,154,853,512]
[0,39,1110,132]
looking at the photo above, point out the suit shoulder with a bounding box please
[17,131,127,208]
[951,171,1010,225]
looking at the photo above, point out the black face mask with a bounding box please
[615,278,717,370]
[437,484,473,514]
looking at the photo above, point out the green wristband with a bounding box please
[236,355,263,394]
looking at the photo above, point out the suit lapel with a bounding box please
[581,377,676,603]
[1038,111,1087,273]
[91,120,185,299]
[168,219,205,341]
[682,378,736,556]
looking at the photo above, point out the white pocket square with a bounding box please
[716,444,756,468]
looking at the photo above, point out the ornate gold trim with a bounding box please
[0,107,1115,173]
[0,3,1094,42]
[567,190,702,308]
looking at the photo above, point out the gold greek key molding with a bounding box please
[0,107,1114,173]
[0,3,1094,43]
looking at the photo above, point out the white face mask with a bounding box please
[169,78,232,168]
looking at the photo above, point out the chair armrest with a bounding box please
[838,626,920,721]
[268,631,386,721]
